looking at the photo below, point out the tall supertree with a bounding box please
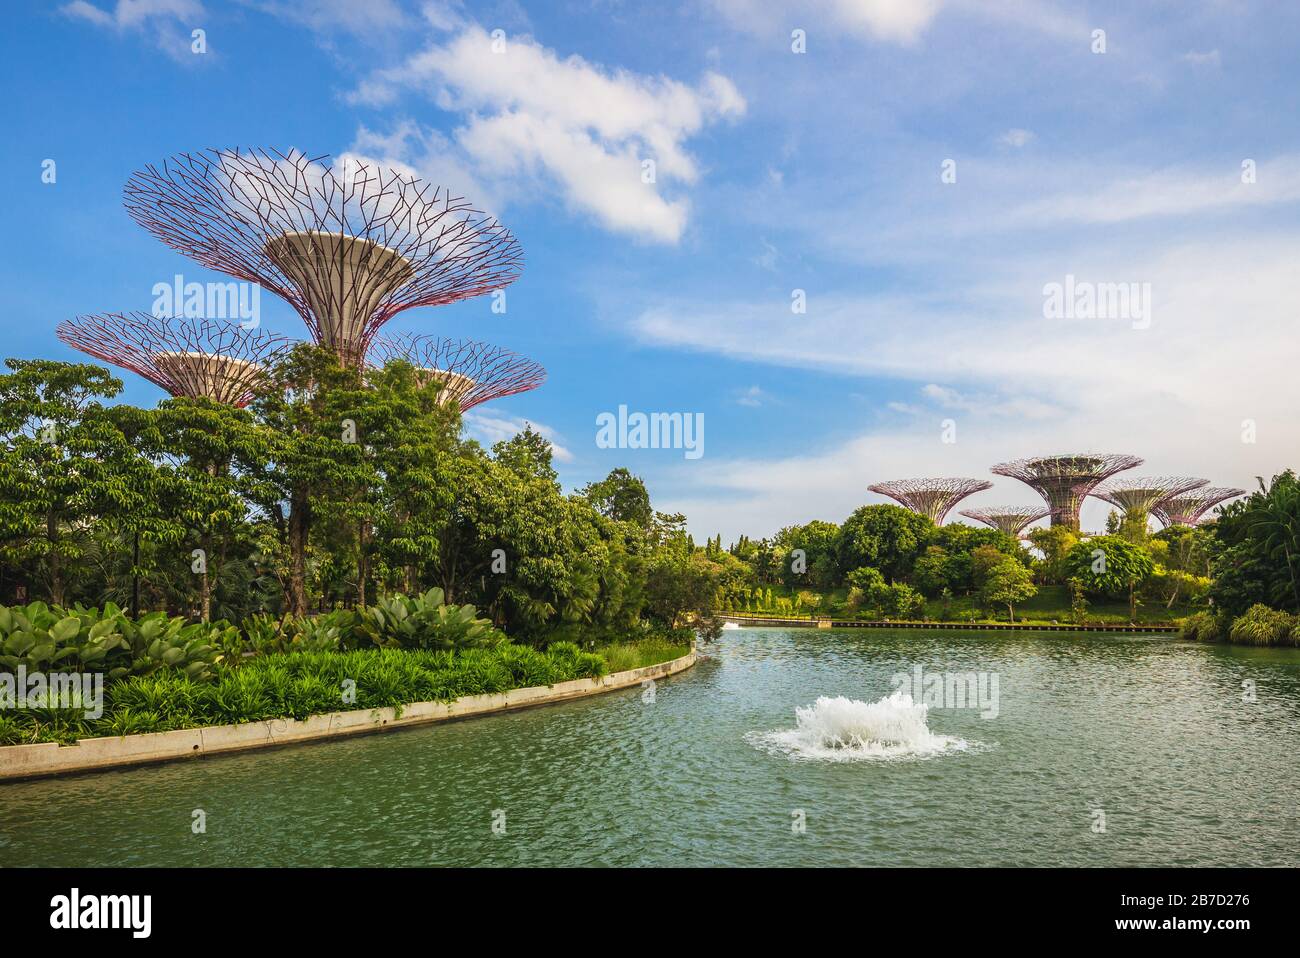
[958,505,1053,537]
[868,478,993,524]
[990,454,1142,531]
[1092,477,1209,532]
[367,333,546,411]
[56,311,289,407]
[1152,487,1247,527]
[123,148,524,367]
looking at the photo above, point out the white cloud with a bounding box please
[61,0,206,61]
[735,385,768,407]
[999,128,1035,148]
[1182,49,1222,67]
[463,410,574,463]
[711,0,1087,45]
[1004,156,1300,227]
[711,0,943,43]
[346,23,745,243]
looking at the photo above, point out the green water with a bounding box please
[2,627,1298,867]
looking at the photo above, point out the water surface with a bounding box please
[2,627,1297,866]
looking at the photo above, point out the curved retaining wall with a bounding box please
[0,649,697,782]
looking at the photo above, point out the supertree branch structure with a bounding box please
[990,453,1143,531]
[1092,476,1209,529]
[368,333,546,412]
[867,478,994,524]
[1152,487,1247,527]
[56,312,289,408]
[958,505,1053,537]
[123,148,524,367]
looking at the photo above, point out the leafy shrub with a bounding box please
[354,589,504,652]
[1179,610,1226,642]
[0,601,127,674]
[1228,604,1298,646]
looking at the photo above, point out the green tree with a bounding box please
[835,505,933,583]
[1065,535,1154,619]
[0,360,158,606]
[248,346,378,615]
[1209,473,1300,615]
[774,520,839,588]
[580,467,653,530]
[980,556,1037,622]
[1026,525,1079,584]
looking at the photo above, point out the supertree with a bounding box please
[990,454,1142,531]
[867,478,993,524]
[1092,477,1209,532]
[1152,487,1247,527]
[123,148,524,367]
[56,311,289,408]
[367,333,546,411]
[958,505,1053,537]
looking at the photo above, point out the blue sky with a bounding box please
[4,0,1300,540]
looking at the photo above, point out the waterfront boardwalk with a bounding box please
[719,612,1177,634]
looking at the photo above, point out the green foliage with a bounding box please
[1,637,625,744]
[773,520,840,588]
[354,588,504,652]
[0,599,220,681]
[1227,604,1298,646]
[0,600,126,673]
[978,556,1038,621]
[1026,526,1079,585]
[1065,535,1155,618]
[834,505,933,583]
[1209,472,1300,615]
[581,468,653,529]
[1179,610,1226,643]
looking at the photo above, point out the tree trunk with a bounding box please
[356,519,368,609]
[287,490,310,616]
[1007,602,1014,623]
[199,530,212,623]
[46,511,64,606]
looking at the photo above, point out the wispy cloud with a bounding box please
[345,19,745,243]
[464,410,574,463]
[60,0,208,62]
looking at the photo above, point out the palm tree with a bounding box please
[1248,475,1300,610]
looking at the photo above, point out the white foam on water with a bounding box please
[748,691,973,762]
[721,621,742,630]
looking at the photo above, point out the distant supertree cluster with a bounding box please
[123,148,524,367]
[1092,476,1209,530]
[868,477,993,523]
[1153,487,1247,527]
[958,505,1053,537]
[56,312,289,408]
[368,333,546,412]
[990,453,1143,531]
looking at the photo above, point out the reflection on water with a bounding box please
[1,628,1298,867]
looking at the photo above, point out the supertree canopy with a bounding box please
[123,148,524,367]
[867,478,993,524]
[990,453,1142,531]
[958,505,1053,537]
[1092,476,1209,530]
[368,333,546,412]
[1152,487,1247,527]
[56,312,289,408]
